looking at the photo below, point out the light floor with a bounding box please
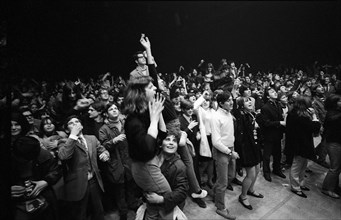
[105,160,341,220]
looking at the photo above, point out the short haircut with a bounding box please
[104,102,119,113]
[90,101,106,113]
[64,115,82,131]
[133,51,144,61]
[180,99,193,110]
[216,91,232,107]
[239,84,250,96]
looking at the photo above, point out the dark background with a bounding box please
[7,1,341,80]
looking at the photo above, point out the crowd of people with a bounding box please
[8,34,341,220]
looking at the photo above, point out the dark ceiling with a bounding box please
[7,1,341,80]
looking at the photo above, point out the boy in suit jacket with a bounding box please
[58,115,110,220]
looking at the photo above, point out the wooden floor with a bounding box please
[105,160,341,220]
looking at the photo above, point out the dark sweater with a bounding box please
[324,110,341,144]
[125,111,167,162]
[161,153,188,213]
[256,100,284,142]
[148,64,178,124]
[285,112,321,160]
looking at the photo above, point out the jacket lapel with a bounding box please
[76,140,87,153]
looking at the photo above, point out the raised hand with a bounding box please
[140,33,151,49]
[149,92,165,124]
[188,120,198,130]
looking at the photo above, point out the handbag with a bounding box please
[16,195,48,214]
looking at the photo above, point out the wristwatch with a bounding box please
[228,151,233,156]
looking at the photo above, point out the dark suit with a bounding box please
[256,100,284,174]
[58,134,107,220]
[324,84,336,97]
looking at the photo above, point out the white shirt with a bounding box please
[210,107,235,154]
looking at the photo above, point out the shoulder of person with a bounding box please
[37,148,54,164]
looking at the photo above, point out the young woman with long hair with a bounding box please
[286,96,321,198]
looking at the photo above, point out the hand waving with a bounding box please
[188,120,198,130]
[140,33,151,49]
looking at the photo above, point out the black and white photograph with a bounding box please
[2,1,341,220]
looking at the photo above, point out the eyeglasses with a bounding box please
[23,114,33,118]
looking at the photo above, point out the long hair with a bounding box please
[291,96,312,118]
[123,76,153,115]
[11,111,30,136]
[39,116,57,137]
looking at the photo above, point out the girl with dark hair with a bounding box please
[321,94,341,199]
[123,35,171,219]
[11,111,31,145]
[38,117,67,158]
[234,97,263,210]
[286,96,321,198]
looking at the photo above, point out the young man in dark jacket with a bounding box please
[256,86,286,182]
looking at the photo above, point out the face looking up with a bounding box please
[267,88,278,100]
[88,106,100,119]
[135,53,146,66]
[161,134,178,155]
[107,104,119,119]
[145,82,157,102]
